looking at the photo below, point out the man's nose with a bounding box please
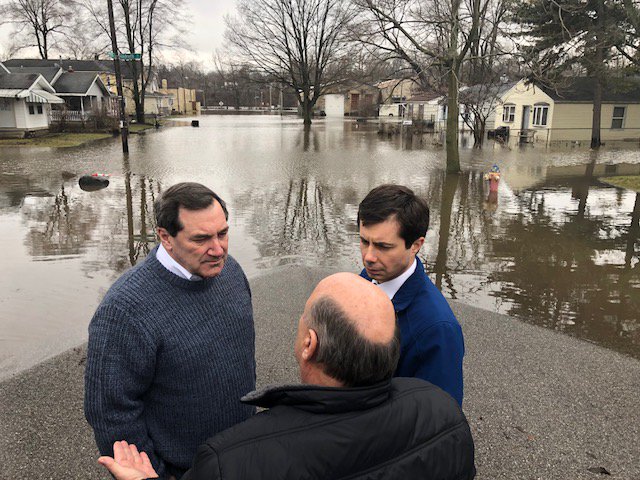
[207,238,224,257]
[363,245,377,264]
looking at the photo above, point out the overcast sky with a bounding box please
[0,0,237,67]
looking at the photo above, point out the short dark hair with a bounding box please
[154,182,228,236]
[357,184,430,249]
[307,296,400,387]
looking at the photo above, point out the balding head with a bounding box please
[294,273,400,387]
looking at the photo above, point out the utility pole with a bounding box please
[107,0,129,154]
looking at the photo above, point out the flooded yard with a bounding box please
[1,115,639,379]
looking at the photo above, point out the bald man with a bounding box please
[98,274,476,480]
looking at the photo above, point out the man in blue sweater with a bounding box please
[84,183,255,479]
[358,184,465,405]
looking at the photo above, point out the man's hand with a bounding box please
[97,440,159,480]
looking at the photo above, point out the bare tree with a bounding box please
[226,0,354,126]
[77,0,186,123]
[0,0,71,59]
[352,0,489,173]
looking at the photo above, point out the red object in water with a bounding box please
[487,172,500,192]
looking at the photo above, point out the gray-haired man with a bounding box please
[85,183,255,479]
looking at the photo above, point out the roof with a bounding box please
[539,77,640,103]
[460,81,518,103]
[54,71,100,94]
[0,72,64,103]
[407,91,442,102]
[376,78,418,89]
[3,58,141,80]
[0,72,39,90]
[6,66,61,84]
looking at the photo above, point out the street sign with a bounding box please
[108,52,141,60]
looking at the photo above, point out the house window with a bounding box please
[37,105,43,114]
[532,103,549,126]
[28,105,35,115]
[0,99,10,111]
[611,106,626,129]
[502,104,515,122]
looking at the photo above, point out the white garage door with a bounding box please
[324,94,344,118]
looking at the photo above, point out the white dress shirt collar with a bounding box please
[374,258,417,300]
[156,244,202,281]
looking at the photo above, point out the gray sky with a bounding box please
[0,0,237,68]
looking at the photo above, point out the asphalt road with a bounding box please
[1,265,638,479]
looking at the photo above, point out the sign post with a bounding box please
[106,0,129,154]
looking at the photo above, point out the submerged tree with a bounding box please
[351,0,498,173]
[226,0,353,126]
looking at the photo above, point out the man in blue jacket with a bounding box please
[358,184,465,405]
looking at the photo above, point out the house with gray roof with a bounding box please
[0,69,64,137]
[483,77,640,145]
[4,58,158,117]
[5,64,115,122]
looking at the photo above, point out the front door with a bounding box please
[521,106,530,130]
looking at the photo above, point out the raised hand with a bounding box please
[98,440,159,480]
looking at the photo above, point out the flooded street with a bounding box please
[1,115,639,379]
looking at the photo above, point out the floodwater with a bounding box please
[1,116,639,379]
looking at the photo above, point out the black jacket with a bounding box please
[182,377,475,479]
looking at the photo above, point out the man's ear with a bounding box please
[157,227,172,250]
[410,236,425,255]
[301,328,318,361]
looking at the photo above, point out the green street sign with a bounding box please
[108,52,141,60]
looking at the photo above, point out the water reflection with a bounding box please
[1,116,639,379]
[233,178,354,270]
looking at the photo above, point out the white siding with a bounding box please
[16,102,49,129]
[0,98,16,127]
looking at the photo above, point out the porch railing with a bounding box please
[49,110,91,122]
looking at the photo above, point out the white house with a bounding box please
[0,66,65,137]
[50,71,113,121]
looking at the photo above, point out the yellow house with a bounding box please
[489,78,640,144]
[159,79,200,115]
[377,78,422,104]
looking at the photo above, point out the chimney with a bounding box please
[162,78,168,89]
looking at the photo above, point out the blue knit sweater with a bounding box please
[84,247,256,477]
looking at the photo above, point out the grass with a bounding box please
[599,175,640,192]
[128,123,156,133]
[0,132,113,148]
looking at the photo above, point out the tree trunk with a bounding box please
[301,94,313,126]
[434,173,459,289]
[445,2,461,174]
[473,117,485,147]
[591,0,605,149]
[446,67,461,173]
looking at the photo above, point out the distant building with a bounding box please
[159,79,199,115]
[376,78,422,104]
[316,84,378,117]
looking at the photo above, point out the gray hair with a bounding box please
[154,182,228,236]
[307,296,400,387]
